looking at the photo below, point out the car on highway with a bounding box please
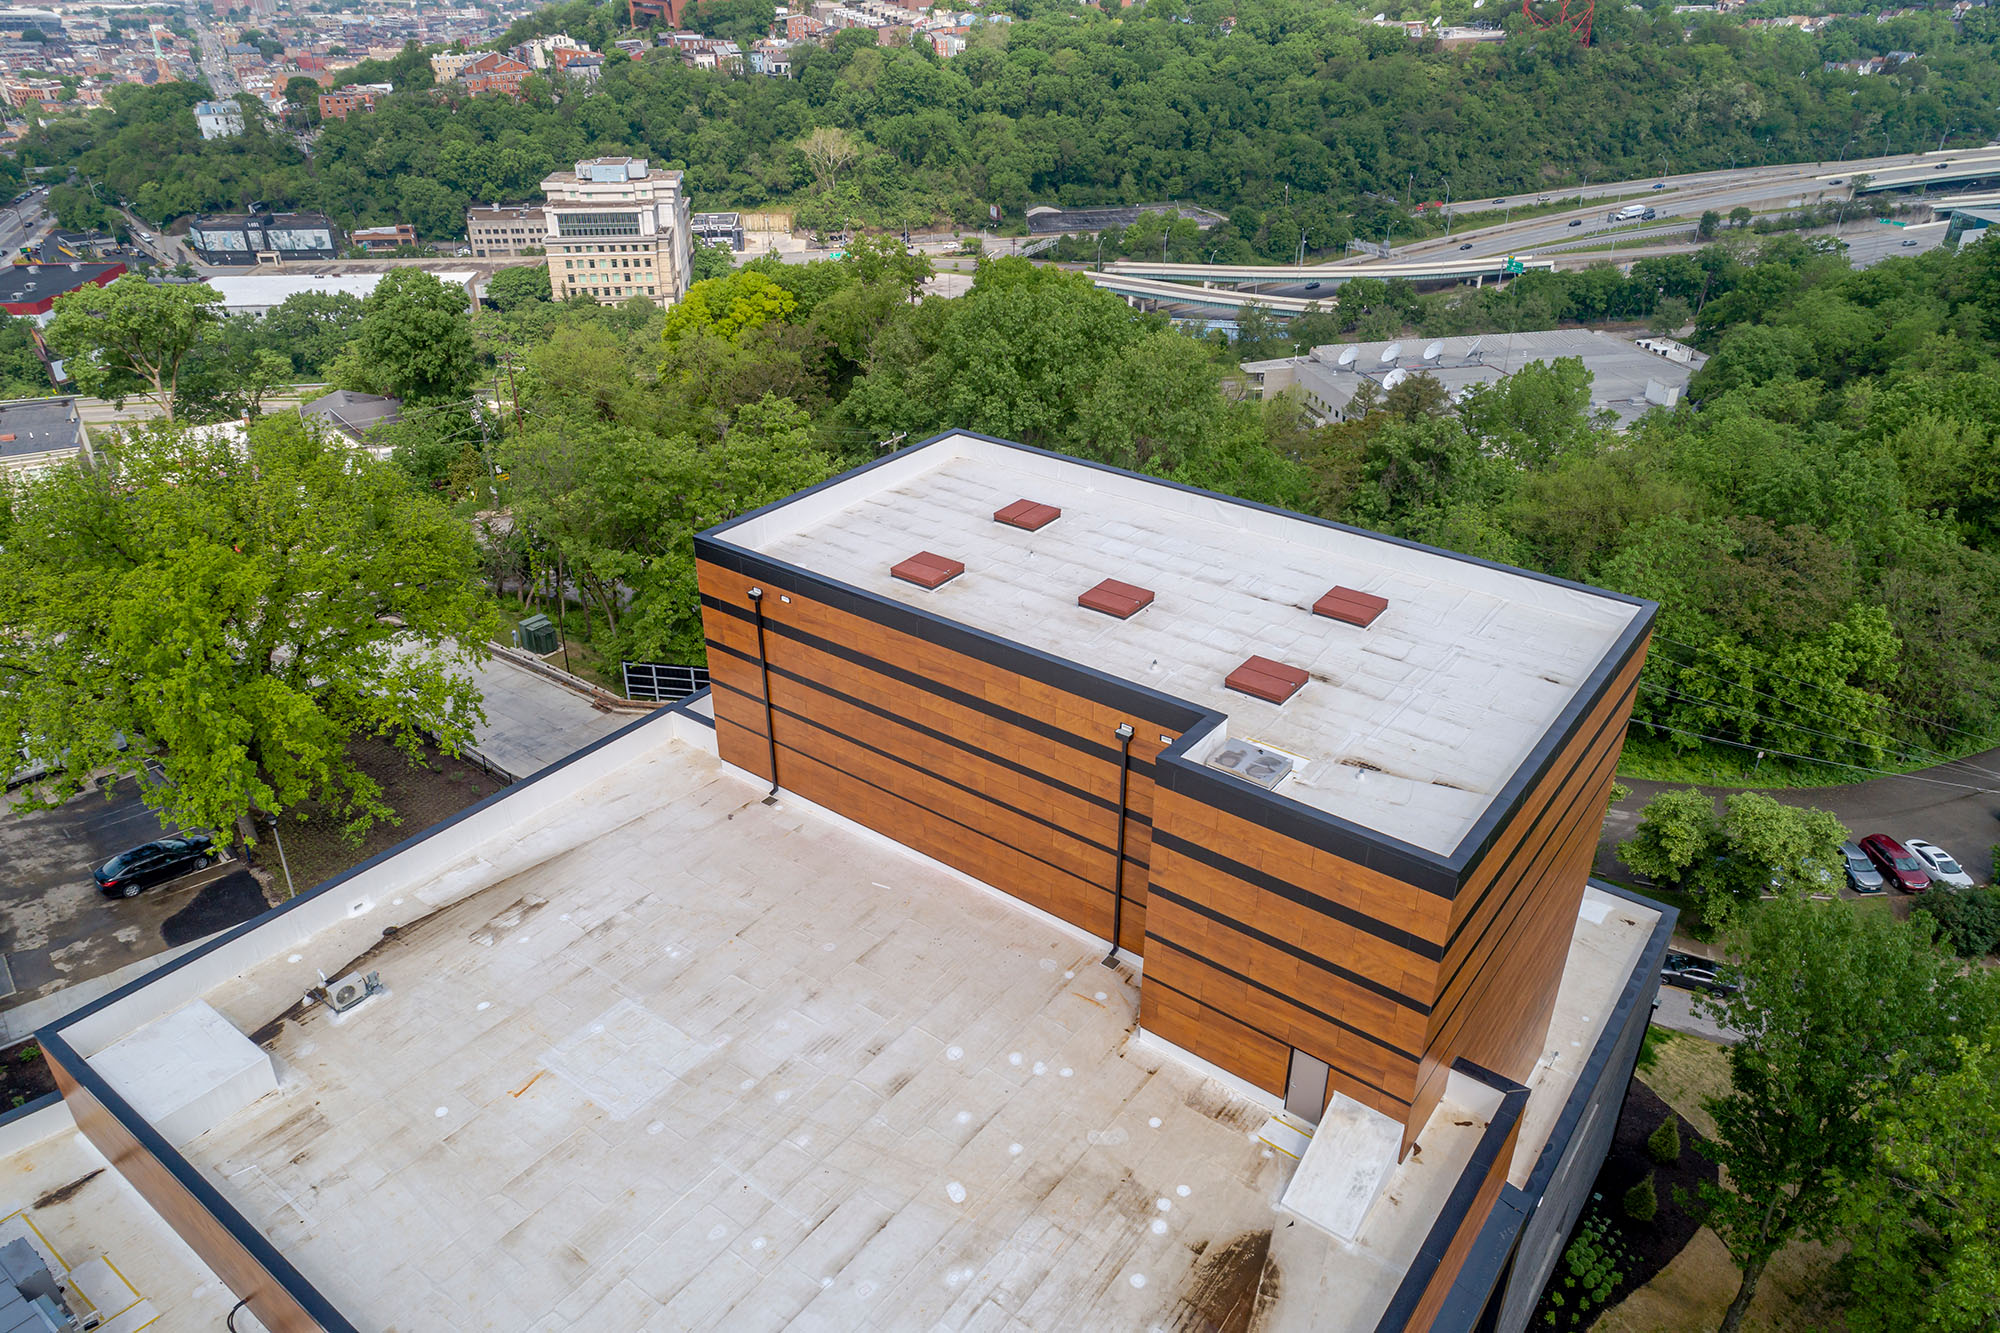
[1859,833,1932,893]
[1653,182,1667,190]
[1661,951,1739,997]
[1304,281,1320,290]
[1900,238,1919,247]
[1905,839,1974,890]
[1568,218,1583,227]
[1494,197,1507,204]
[1459,243,1473,250]
[93,834,216,898]
[1840,841,1885,895]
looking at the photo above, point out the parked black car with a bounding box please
[1661,951,1739,996]
[94,835,216,897]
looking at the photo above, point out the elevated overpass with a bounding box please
[1104,255,1556,287]
[1087,271,1340,315]
[1849,150,2000,193]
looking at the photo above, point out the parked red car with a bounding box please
[1858,834,1932,893]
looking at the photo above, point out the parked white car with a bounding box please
[1904,838,1975,890]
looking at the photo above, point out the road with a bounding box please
[1599,745,2000,889]
[193,21,238,96]
[0,186,49,260]
[1384,145,2000,266]
[75,389,322,429]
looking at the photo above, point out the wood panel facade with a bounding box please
[43,1036,354,1333]
[697,507,1652,1161]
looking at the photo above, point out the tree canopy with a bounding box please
[0,417,496,840]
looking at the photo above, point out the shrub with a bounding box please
[1540,1203,1633,1328]
[1913,886,2000,958]
[1623,1172,1659,1224]
[1646,1115,1681,1165]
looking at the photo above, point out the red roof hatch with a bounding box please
[1078,578,1154,619]
[891,551,965,589]
[1313,586,1389,627]
[1225,655,1309,704]
[994,499,1061,531]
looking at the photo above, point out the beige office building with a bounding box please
[465,204,546,258]
[539,157,693,307]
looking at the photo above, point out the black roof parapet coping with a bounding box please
[1371,1059,1530,1333]
[696,430,1657,902]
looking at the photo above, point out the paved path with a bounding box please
[465,652,638,780]
[1600,745,2000,886]
[1651,985,1741,1044]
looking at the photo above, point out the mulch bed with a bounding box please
[0,1039,57,1113]
[1533,1077,1720,1330]
[249,736,508,899]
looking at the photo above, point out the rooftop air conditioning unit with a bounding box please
[1207,739,1296,790]
[325,971,382,1013]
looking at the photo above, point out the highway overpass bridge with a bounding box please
[1849,150,2000,194]
[1087,272,1337,315]
[1103,254,1557,288]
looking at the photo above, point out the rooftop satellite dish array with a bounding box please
[1422,340,1444,362]
[1336,346,1358,368]
[1378,342,1403,365]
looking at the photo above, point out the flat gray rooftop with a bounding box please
[727,435,1642,854]
[66,716,1655,1331]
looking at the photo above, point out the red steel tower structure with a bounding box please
[1523,0,1593,47]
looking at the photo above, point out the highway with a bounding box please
[0,186,50,259]
[1387,146,2000,264]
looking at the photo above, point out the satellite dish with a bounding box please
[1422,340,1445,362]
[1372,12,1385,20]
[1466,335,1486,362]
[1431,15,1442,24]
[1473,0,1484,7]
[1383,368,1408,389]
[1378,342,1404,365]
[1336,345,1359,368]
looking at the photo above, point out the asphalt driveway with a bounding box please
[0,782,274,1012]
[1601,746,2000,889]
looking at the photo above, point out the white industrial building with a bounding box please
[1242,328,1705,430]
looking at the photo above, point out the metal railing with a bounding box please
[621,661,711,704]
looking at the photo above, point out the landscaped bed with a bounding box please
[1534,1076,1719,1330]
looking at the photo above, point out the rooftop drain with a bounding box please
[994,498,1062,531]
[1225,655,1309,705]
[891,551,964,589]
[1078,578,1154,619]
[1313,586,1389,627]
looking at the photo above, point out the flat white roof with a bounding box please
[203,270,478,311]
[61,713,1656,1331]
[723,435,1644,854]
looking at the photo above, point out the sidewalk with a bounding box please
[464,650,640,780]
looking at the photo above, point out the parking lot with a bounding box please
[0,782,274,1016]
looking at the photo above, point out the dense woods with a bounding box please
[23,0,2000,253]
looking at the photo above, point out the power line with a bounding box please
[1637,681,2000,784]
[1653,632,2000,748]
[1626,719,1998,795]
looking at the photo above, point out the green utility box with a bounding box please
[519,614,558,654]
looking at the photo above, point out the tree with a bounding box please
[795,126,859,193]
[1623,1173,1658,1224]
[485,264,552,311]
[1711,791,1848,901]
[689,238,736,284]
[1729,205,1753,229]
[1698,209,1722,240]
[1618,786,1718,887]
[1839,1026,2000,1333]
[44,275,221,420]
[1913,887,2000,959]
[661,270,798,345]
[284,75,322,127]
[334,269,476,403]
[1697,898,1974,1333]
[1646,1116,1681,1165]
[0,416,495,839]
